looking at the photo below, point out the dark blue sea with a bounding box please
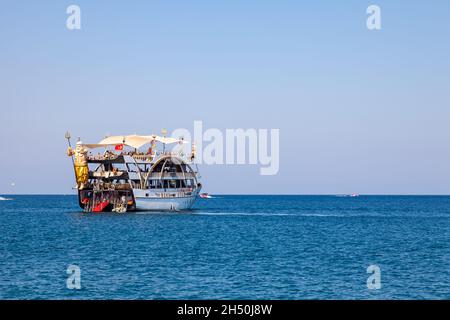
[1,195,450,300]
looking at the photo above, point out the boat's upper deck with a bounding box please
[86,151,193,165]
[67,132,200,193]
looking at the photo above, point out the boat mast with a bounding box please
[161,128,167,153]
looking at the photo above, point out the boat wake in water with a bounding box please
[200,193,216,199]
[0,197,12,201]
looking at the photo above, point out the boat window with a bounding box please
[114,163,127,171]
[138,164,148,172]
[147,179,163,189]
[131,180,140,188]
[127,163,138,173]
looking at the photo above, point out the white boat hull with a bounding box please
[135,195,198,211]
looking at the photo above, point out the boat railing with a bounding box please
[145,172,196,179]
[88,154,119,161]
[132,154,154,162]
[91,183,131,191]
[154,151,187,157]
[87,151,190,162]
[157,187,196,193]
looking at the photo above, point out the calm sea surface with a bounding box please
[1,195,450,299]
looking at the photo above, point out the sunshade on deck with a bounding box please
[81,134,188,149]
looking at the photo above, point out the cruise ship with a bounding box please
[65,132,202,212]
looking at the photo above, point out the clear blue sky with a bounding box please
[0,0,449,194]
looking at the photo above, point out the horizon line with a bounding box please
[1,193,450,197]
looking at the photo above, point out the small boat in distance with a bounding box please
[335,193,360,198]
[199,193,212,199]
[0,197,12,201]
[65,132,202,213]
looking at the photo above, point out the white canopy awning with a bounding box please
[98,135,151,149]
[142,135,188,145]
[81,134,188,150]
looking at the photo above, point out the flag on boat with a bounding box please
[115,144,124,151]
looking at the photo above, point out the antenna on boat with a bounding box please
[161,128,167,153]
